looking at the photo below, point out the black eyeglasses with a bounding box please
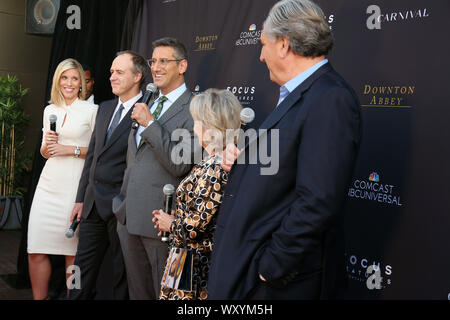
[147,58,184,68]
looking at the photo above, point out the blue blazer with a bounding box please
[208,63,361,299]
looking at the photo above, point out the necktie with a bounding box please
[106,104,124,142]
[152,96,168,120]
[277,86,290,106]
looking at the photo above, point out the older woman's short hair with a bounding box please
[263,0,333,57]
[49,58,86,107]
[189,89,242,152]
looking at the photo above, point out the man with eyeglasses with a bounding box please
[113,37,201,299]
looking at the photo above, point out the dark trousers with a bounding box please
[69,206,128,300]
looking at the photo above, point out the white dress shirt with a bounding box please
[87,94,95,104]
[108,92,143,130]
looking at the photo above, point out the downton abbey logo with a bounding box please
[194,35,219,52]
[362,84,415,109]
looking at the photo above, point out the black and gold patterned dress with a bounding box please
[159,155,228,300]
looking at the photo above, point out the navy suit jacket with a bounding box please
[207,63,361,299]
[76,98,137,221]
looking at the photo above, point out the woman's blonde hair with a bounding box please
[189,88,242,152]
[49,58,86,106]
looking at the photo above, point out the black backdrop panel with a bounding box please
[131,0,450,299]
[132,0,279,128]
[314,0,450,299]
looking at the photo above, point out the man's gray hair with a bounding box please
[263,0,333,57]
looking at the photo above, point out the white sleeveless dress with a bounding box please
[27,99,97,256]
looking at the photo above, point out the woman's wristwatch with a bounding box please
[74,146,81,158]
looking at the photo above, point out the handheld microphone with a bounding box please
[161,184,175,242]
[240,107,255,126]
[132,83,158,130]
[49,114,57,132]
[65,219,80,238]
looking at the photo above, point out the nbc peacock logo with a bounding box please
[369,172,379,182]
[249,24,256,31]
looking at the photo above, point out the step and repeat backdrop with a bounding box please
[130,0,450,299]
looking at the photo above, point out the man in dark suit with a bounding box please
[112,38,201,299]
[208,0,361,299]
[68,51,148,299]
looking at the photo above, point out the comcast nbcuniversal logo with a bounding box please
[348,172,402,206]
[235,24,261,46]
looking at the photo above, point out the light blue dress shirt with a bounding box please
[277,59,328,106]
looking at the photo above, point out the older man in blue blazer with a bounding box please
[208,0,361,300]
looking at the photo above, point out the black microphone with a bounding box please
[240,107,255,127]
[161,184,175,242]
[65,219,80,238]
[49,114,57,132]
[132,83,158,130]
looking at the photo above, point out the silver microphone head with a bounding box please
[65,229,74,238]
[240,107,255,125]
[163,184,175,196]
[49,114,57,123]
[147,83,158,93]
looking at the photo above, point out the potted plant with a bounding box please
[0,74,31,230]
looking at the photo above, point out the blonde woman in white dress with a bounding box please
[27,58,98,300]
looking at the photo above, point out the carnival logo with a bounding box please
[226,85,256,105]
[345,253,393,290]
[361,84,415,109]
[194,34,219,52]
[367,5,430,30]
[348,172,402,207]
[378,8,429,23]
[235,24,261,46]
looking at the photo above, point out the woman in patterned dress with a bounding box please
[152,88,242,300]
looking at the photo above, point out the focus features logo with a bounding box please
[367,5,430,30]
[345,254,393,290]
[324,14,335,30]
[361,84,415,109]
[348,172,402,207]
[235,24,261,46]
[226,86,256,106]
